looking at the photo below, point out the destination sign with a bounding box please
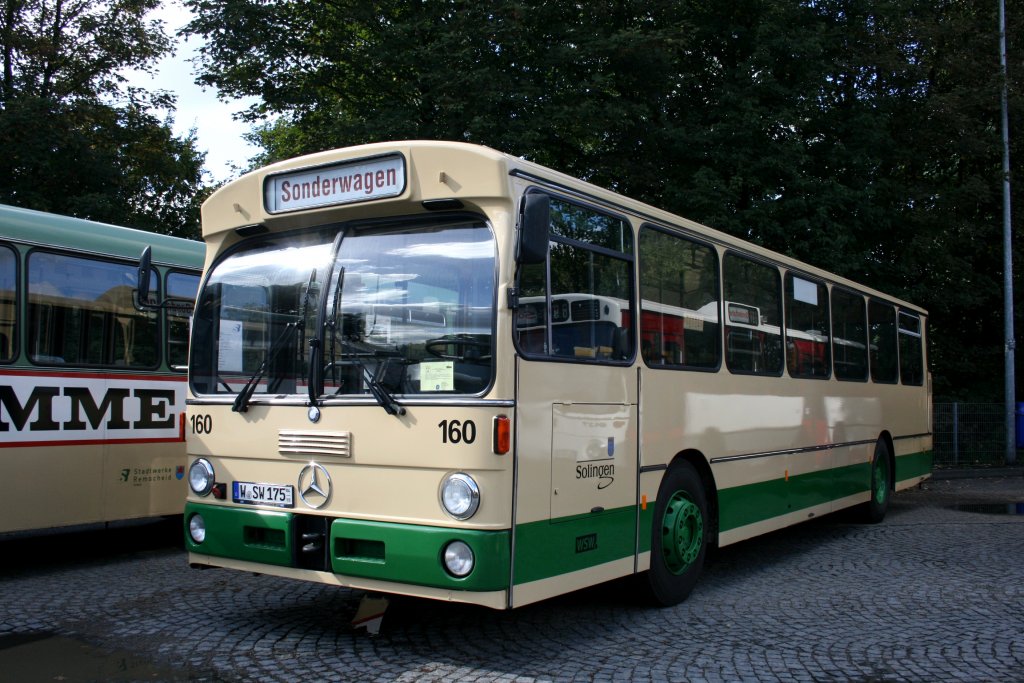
[263,154,406,213]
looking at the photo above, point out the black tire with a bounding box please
[859,439,892,524]
[645,461,708,606]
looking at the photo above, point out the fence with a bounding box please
[932,403,1017,468]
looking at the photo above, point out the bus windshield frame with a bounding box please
[189,217,497,402]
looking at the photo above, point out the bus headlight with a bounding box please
[188,458,215,496]
[443,540,475,577]
[440,472,480,520]
[188,514,206,543]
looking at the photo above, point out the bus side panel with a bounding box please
[0,445,105,533]
[638,368,928,549]
[102,442,187,520]
[512,359,638,607]
[0,370,189,532]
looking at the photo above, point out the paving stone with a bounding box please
[0,476,1021,681]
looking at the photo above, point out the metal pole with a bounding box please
[953,402,960,465]
[1000,0,1017,464]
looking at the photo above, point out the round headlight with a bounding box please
[188,458,215,496]
[443,540,475,577]
[440,472,480,520]
[188,514,206,543]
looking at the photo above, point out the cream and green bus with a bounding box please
[0,204,203,534]
[182,141,931,609]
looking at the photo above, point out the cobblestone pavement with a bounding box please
[0,474,1022,682]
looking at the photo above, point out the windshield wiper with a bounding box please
[232,268,318,413]
[365,356,406,417]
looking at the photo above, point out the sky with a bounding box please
[126,1,260,184]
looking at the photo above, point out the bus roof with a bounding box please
[0,203,204,269]
[203,140,925,315]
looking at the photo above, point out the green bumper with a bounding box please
[184,503,511,592]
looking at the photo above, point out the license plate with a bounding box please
[232,481,294,508]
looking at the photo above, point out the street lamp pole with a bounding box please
[999,0,1016,464]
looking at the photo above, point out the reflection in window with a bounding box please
[639,227,719,369]
[898,311,924,386]
[27,251,158,368]
[785,274,830,379]
[723,254,782,375]
[0,245,14,362]
[167,271,200,368]
[831,288,868,381]
[869,301,898,383]
[190,234,334,395]
[515,197,634,362]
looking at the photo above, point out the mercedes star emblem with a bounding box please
[298,462,332,509]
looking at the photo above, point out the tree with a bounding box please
[0,0,207,237]
[184,0,1022,400]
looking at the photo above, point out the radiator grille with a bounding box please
[278,430,352,458]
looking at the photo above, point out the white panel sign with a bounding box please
[264,155,406,213]
[793,277,819,306]
[0,371,186,446]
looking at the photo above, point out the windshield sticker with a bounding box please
[420,361,454,392]
[218,320,244,372]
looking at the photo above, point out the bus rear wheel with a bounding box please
[859,439,892,524]
[646,461,708,606]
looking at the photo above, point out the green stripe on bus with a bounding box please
[895,450,933,481]
[717,464,864,532]
[718,450,933,532]
[513,506,636,585]
[184,503,511,591]
[330,518,510,591]
[185,503,294,567]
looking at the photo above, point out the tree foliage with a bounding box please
[0,0,206,237]
[184,0,1023,400]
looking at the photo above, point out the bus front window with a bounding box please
[322,221,495,398]
[190,220,496,399]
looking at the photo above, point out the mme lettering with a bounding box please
[0,386,176,432]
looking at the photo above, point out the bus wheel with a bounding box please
[859,439,892,524]
[646,462,708,606]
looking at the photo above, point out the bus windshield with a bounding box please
[190,220,496,400]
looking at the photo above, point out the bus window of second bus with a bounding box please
[0,244,15,362]
[27,250,159,368]
[167,271,200,369]
[638,227,719,369]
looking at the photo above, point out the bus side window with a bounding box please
[0,244,15,363]
[868,300,899,383]
[723,254,783,375]
[784,274,830,379]
[638,226,720,370]
[166,271,201,368]
[831,288,868,381]
[898,311,924,386]
[27,250,160,368]
[514,196,635,364]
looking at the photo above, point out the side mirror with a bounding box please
[517,193,549,265]
[135,246,155,310]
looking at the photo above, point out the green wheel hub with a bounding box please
[661,490,704,575]
[873,454,889,505]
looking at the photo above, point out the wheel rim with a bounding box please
[873,454,889,504]
[661,490,704,575]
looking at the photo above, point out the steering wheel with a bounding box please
[425,335,492,362]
